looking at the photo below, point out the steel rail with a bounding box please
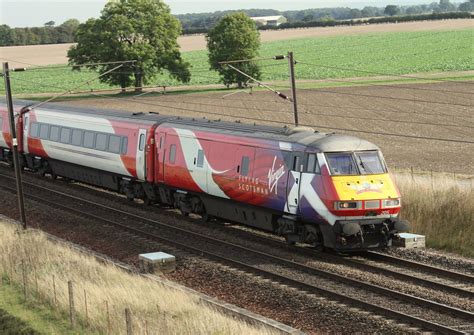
[2,165,470,301]
[234,233,474,299]
[0,175,471,334]
[363,251,474,284]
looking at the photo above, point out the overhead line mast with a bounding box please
[220,52,300,126]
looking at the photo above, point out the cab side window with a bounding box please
[306,153,320,174]
[169,144,176,164]
[196,149,204,168]
[241,156,249,176]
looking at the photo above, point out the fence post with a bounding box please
[68,280,76,328]
[84,289,89,326]
[53,275,57,306]
[21,260,27,302]
[105,300,111,335]
[33,265,38,295]
[125,307,133,335]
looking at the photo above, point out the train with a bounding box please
[0,100,409,252]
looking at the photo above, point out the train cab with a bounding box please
[294,134,409,251]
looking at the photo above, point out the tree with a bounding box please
[384,5,400,16]
[459,1,473,11]
[68,0,190,91]
[439,0,456,12]
[0,25,14,46]
[350,9,362,19]
[206,13,261,88]
[406,6,423,15]
[361,7,376,17]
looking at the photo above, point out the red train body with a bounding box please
[0,100,409,251]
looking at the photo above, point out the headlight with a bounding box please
[382,199,400,208]
[334,201,362,210]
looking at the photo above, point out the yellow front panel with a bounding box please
[332,173,399,201]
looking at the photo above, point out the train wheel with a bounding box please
[285,235,296,246]
[143,196,152,206]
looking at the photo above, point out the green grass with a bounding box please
[0,282,91,334]
[4,28,474,95]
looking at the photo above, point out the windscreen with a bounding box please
[325,153,358,175]
[354,151,386,174]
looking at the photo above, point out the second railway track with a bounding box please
[0,168,473,334]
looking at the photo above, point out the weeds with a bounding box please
[394,173,474,257]
[0,221,279,335]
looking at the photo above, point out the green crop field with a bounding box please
[5,28,474,95]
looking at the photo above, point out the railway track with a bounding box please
[225,227,474,299]
[0,171,473,334]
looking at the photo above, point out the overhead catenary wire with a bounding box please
[80,92,474,144]
[295,60,474,86]
[177,93,473,121]
[297,85,474,108]
[29,63,126,110]
[135,95,474,129]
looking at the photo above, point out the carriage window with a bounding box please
[30,122,39,138]
[326,153,358,175]
[159,136,163,149]
[60,127,71,144]
[169,144,176,163]
[39,124,49,140]
[241,156,249,176]
[72,129,83,146]
[121,137,128,154]
[83,131,95,148]
[139,134,145,151]
[96,133,107,151]
[196,149,204,168]
[49,126,60,142]
[108,135,121,154]
[0,117,3,130]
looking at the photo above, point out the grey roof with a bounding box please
[5,99,380,153]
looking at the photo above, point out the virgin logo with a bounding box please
[268,156,285,195]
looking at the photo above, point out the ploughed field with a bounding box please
[61,80,474,175]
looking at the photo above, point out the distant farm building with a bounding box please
[251,15,287,27]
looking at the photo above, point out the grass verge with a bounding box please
[0,220,279,335]
[5,28,473,95]
[0,284,85,334]
[394,173,474,257]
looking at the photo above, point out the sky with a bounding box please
[1,0,429,27]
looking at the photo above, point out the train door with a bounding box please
[155,132,166,183]
[191,140,208,193]
[22,113,29,154]
[285,152,303,214]
[136,129,147,180]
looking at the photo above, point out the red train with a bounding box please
[0,100,409,251]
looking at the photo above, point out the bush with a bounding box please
[0,308,40,335]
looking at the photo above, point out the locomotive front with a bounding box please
[296,134,409,251]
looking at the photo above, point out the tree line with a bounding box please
[177,0,473,32]
[0,19,79,47]
[1,0,472,47]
